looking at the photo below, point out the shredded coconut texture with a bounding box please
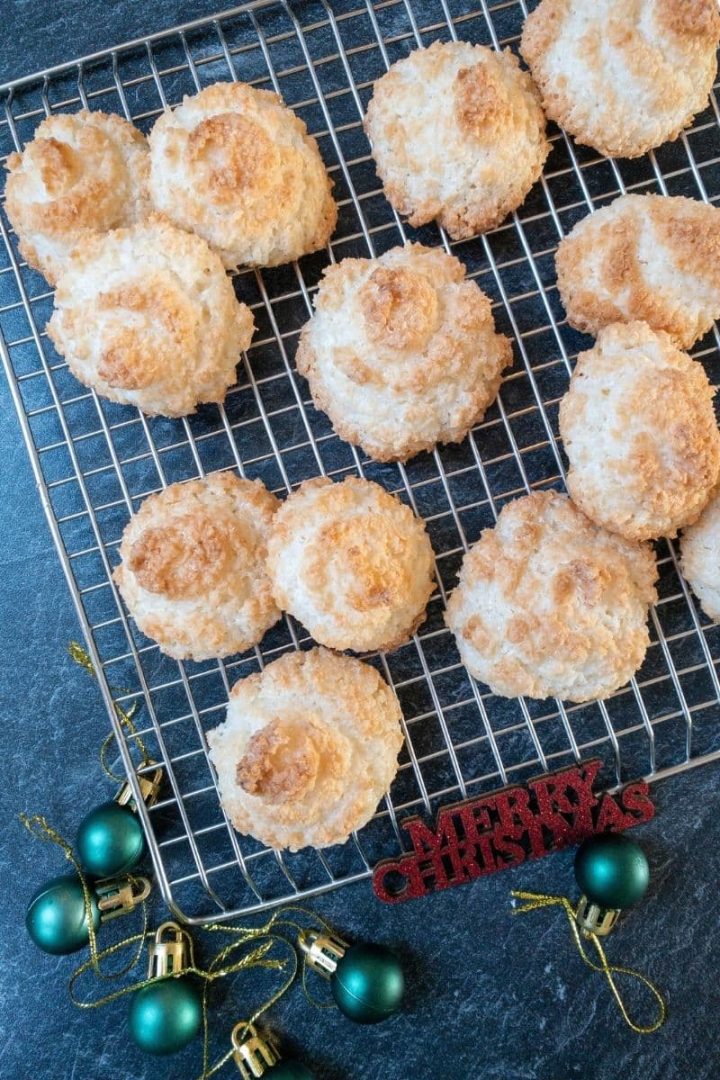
[296,243,512,461]
[267,476,435,653]
[207,648,404,850]
[521,0,720,158]
[4,109,151,285]
[681,486,720,622]
[364,40,549,238]
[148,81,337,269]
[47,215,254,417]
[556,193,720,349]
[113,472,281,660]
[445,491,658,703]
[559,322,720,541]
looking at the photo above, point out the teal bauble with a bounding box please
[265,1063,315,1079]
[128,977,202,1055]
[76,801,145,878]
[26,873,101,955]
[331,943,405,1024]
[574,833,650,909]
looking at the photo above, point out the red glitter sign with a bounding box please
[373,759,654,903]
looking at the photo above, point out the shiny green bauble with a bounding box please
[574,833,650,909]
[331,943,405,1024]
[265,1063,315,1079]
[128,977,202,1055]
[26,873,101,955]
[76,801,145,878]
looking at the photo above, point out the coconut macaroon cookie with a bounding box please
[114,472,281,661]
[521,0,720,159]
[267,477,435,653]
[556,194,720,349]
[559,322,720,541]
[148,81,337,269]
[681,487,720,622]
[47,216,254,417]
[207,648,404,851]
[4,109,150,285]
[445,491,658,703]
[296,244,512,461]
[364,41,549,239]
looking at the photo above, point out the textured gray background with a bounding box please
[2,2,720,1079]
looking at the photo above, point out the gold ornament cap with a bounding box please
[96,874,152,922]
[115,764,164,812]
[297,928,347,980]
[575,895,621,937]
[147,920,194,978]
[232,1022,279,1078]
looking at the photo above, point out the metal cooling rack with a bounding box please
[2,0,720,924]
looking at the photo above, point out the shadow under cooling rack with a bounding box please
[1,0,719,922]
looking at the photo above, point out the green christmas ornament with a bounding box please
[76,800,145,878]
[575,833,650,910]
[128,977,202,1056]
[25,872,100,955]
[129,921,201,1056]
[332,943,405,1023]
[26,869,152,955]
[298,929,405,1025]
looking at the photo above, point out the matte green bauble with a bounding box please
[574,833,650,909]
[76,801,145,878]
[265,1063,315,1079]
[128,977,202,1055]
[26,873,101,955]
[332,943,405,1024]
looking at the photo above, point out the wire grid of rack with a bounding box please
[1,0,719,924]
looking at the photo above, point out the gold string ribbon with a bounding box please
[21,810,298,1075]
[66,907,341,1079]
[194,908,344,1078]
[21,809,338,1074]
[68,641,152,779]
[204,908,340,1013]
[511,890,666,1034]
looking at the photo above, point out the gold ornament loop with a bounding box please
[96,874,152,921]
[147,920,195,978]
[115,764,164,811]
[231,1021,280,1078]
[511,889,667,1035]
[297,928,347,979]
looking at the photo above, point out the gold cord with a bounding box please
[511,890,667,1034]
[68,641,151,776]
[22,810,341,1072]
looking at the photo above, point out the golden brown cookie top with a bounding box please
[208,648,404,851]
[266,476,435,653]
[364,40,549,237]
[521,0,720,158]
[556,194,720,349]
[4,109,150,284]
[47,215,254,417]
[445,490,658,703]
[113,472,281,661]
[560,321,720,540]
[148,80,336,269]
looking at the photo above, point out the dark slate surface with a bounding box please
[2,2,720,1079]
